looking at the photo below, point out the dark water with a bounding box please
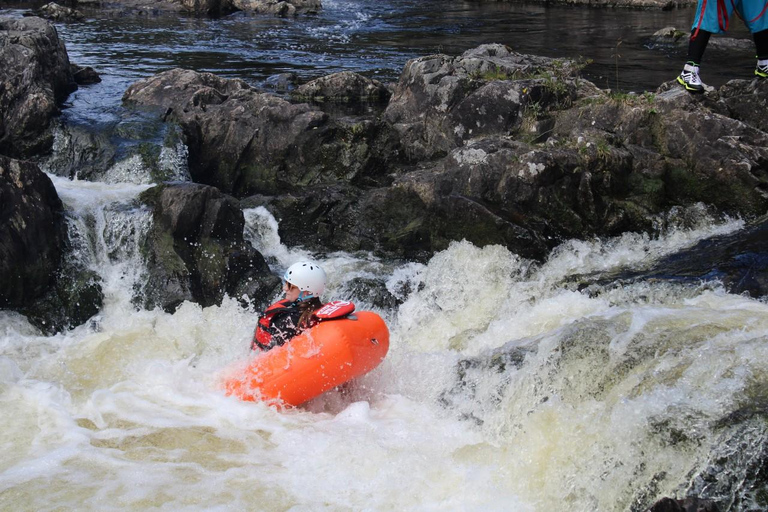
[1,0,759,127]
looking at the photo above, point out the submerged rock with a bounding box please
[648,26,753,52]
[139,182,280,311]
[70,63,102,85]
[646,496,720,511]
[0,16,76,158]
[589,214,768,298]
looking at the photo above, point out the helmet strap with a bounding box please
[297,291,314,302]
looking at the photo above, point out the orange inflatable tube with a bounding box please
[224,311,389,406]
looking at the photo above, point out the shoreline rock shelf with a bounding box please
[3,16,768,328]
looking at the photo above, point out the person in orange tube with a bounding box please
[251,261,326,352]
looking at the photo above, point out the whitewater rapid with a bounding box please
[2,174,767,511]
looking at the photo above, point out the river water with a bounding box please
[2,2,768,511]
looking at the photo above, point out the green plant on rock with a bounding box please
[612,39,623,92]
[519,101,548,145]
[471,64,517,82]
[595,138,611,162]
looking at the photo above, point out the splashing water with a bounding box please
[3,183,765,511]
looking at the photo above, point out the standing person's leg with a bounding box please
[678,30,711,92]
[740,0,768,76]
[678,0,735,92]
[755,29,768,77]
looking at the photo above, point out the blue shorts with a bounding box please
[691,0,768,34]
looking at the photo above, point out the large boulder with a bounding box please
[0,155,103,333]
[708,78,768,134]
[34,2,85,21]
[382,44,590,161]
[552,85,768,219]
[227,0,321,15]
[139,183,280,311]
[123,68,396,197]
[243,184,438,261]
[0,16,76,158]
[123,45,768,263]
[0,155,66,308]
[292,71,391,104]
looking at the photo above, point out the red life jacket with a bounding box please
[250,300,357,352]
[251,299,300,351]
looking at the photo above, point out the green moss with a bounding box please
[627,174,666,210]
[154,231,188,274]
[137,183,166,208]
[237,163,279,196]
[195,239,226,289]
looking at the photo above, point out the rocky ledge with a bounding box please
[123,44,768,263]
[4,17,768,327]
[39,0,321,16]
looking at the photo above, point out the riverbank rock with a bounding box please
[33,2,85,21]
[382,44,590,161]
[0,16,76,158]
[467,0,695,8]
[648,26,753,52]
[70,0,318,15]
[123,68,398,197]
[292,71,391,104]
[228,0,321,15]
[0,156,66,309]
[71,63,102,85]
[139,182,280,311]
[123,44,768,262]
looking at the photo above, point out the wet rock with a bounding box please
[22,262,104,335]
[70,63,101,85]
[343,276,401,311]
[383,43,587,161]
[707,78,768,134]
[292,71,391,104]
[242,183,436,261]
[228,0,321,15]
[0,156,67,309]
[265,72,298,93]
[648,26,753,52]
[42,123,117,180]
[139,182,280,311]
[0,155,103,333]
[0,16,76,158]
[123,68,396,197]
[33,2,85,21]
[646,497,720,511]
[467,0,695,8]
[593,214,768,298]
[552,85,768,219]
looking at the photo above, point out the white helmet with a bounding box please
[283,261,326,297]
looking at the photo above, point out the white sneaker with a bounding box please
[677,62,705,93]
